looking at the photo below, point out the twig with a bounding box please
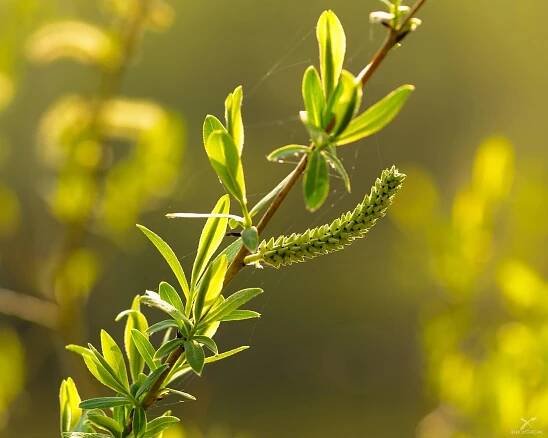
[0,288,59,329]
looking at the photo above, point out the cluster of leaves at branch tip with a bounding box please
[246,166,405,269]
[57,1,423,436]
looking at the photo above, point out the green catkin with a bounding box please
[245,165,406,268]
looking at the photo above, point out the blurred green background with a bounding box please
[0,0,547,437]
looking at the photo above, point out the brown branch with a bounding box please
[0,288,59,329]
[124,0,428,433]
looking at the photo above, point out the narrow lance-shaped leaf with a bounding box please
[302,66,325,128]
[100,330,129,389]
[336,85,415,146]
[159,281,184,313]
[137,225,190,301]
[117,296,148,382]
[267,144,309,163]
[224,85,244,154]
[191,195,230,287]
[144,415,180,437]
[194,254,228,320]
[202,288,263,324]
[303,149,330,212]
[323,148,351,192]
[59,378,82,433]
[87,411,123,435]
[204,129,247,207]
[133,407,147,438]
[131,329,157,371]
[316,10,346,98]
[79,397,131,410]
[202,114,226,146]
[184,340,205,375]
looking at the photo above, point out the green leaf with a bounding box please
[302,66,325,128]
[87,344,130,395]
[66,345,128,395]
[62,433,112,438]
[137,225,190,302]
[303,150,329,211]
[141,291,191,333]
[336,84,414,146]
[194,254,228,321]
[193,335,218,354]
[133,407,147,438]
[220,309,261,321]
[202,288,263,324]
[316,10,346,98]
[135,364,169,399]
[167,346,250,384]
[164,388,196,400]
[327,70,362,136]
[86,411,123,434]
[131,329,158,371]
[100,330,129,389]
[144,415,180,438]
[159,281,184,314]
[118,297,148,383]
[79,397,131,410]
[267,144,309,163]
[59,378,82,433]
[241,226,259,252]
[224,85,244,154]
[204,130,247,207]
[184,340,205,375]
[154,338,184,360]
[322,148,351,192]
[191,195,230,288]
[147,319,179,335]
[202,114,226,146]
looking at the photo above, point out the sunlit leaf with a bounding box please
[137,225,190,301]
[267,144,309,163]
[303,150,329,211]
[204,130,247,207]
[202,114,226,147]
[202,288,263,325]
[59,378,82,433]
[159,281,184,314]
[224,85,244,154]
[220,309,261,321]
[191,195,230,287]
[194,255,228,320]
[336,84,414,146]
[316,10,346,98]
[322,148,351,192]
[131,329,158,371]
[302,66,325,128]
[79,397,130,410]
[193,335,218,355]
[87,411,123,435]
[100,330,129,389]
[144,415,180,438]
[184,340,205,375]
[133,407,147,438]
[118,296,148,383]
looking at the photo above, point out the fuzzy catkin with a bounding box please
[245,166,405,268]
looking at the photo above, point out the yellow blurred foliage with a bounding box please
[26,21,121,70]
[0,328,25,427]
[393,137,548,436]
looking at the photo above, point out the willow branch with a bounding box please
[0,288,59,329]
[125,0,428,432]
